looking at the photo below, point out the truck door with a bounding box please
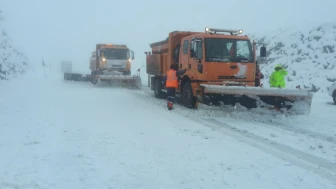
[189,37,203,75]
[179,39,190,70]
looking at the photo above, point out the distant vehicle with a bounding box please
[329,82,336,105]
[61,61,72,73]
[63,44,141,88]
[90,44,134,77]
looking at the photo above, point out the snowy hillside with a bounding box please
[0,18,29,80]
[252,22,336,93]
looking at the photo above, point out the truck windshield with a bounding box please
[102,49,128,60]
[204,38,253,63]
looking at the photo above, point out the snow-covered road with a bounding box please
[0,73,335,189]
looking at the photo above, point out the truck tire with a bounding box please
[90,71,98,85]
[154,78,164,98]
[91,78,98,85]
[123,71,131,76]
[181,81,196,108]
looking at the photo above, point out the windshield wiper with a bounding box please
[208,57,230,62]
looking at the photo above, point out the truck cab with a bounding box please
[172,28,266,100]
[178,28,265,87]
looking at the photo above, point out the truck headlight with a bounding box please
[102,58,106,62]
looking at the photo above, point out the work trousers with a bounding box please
[166,87,176,103]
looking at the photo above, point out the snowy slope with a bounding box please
[0,73,335,188]
[251,22,336,92]
[0,22,29,80]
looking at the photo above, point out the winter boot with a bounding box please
[167,102,173,110]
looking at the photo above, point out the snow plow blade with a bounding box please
[199,84,314,115]
[95,75,142,89]
[64,73,91,82]
[64,72,142,89]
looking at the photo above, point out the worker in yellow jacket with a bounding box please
[269,64,288,88]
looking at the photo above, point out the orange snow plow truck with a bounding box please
[145,28,313,114]
[64,43,141,89]
[89,44,141,88]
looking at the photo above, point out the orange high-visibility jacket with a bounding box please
[165,69,178,88]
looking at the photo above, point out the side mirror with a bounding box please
[197,63,203,73]
[260,46,266,57]
[128,50,135,60]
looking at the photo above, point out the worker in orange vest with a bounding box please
[164,64,187,110]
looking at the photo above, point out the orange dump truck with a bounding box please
[145,27,313,114]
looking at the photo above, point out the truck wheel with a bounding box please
[90,71,98,85]
[182,82,196,108]
[333,92,336,105]
[91,78,98,85]
[123,71,131,76]
[154,79,164,98]
[91,75,98,85]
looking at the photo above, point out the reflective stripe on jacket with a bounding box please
[165,69,178,88]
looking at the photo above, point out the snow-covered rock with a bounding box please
[251,22,336,93]
[0,13,29,80]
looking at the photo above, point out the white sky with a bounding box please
[1,0,336,73]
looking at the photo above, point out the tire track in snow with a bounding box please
[259,119,335,143]
[68,82,336,144]
[136,85,335,144]
[130,86,336,183]
[198,118,336,183]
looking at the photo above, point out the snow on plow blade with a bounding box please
[200,84,314,115]
[97,75,142,89]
